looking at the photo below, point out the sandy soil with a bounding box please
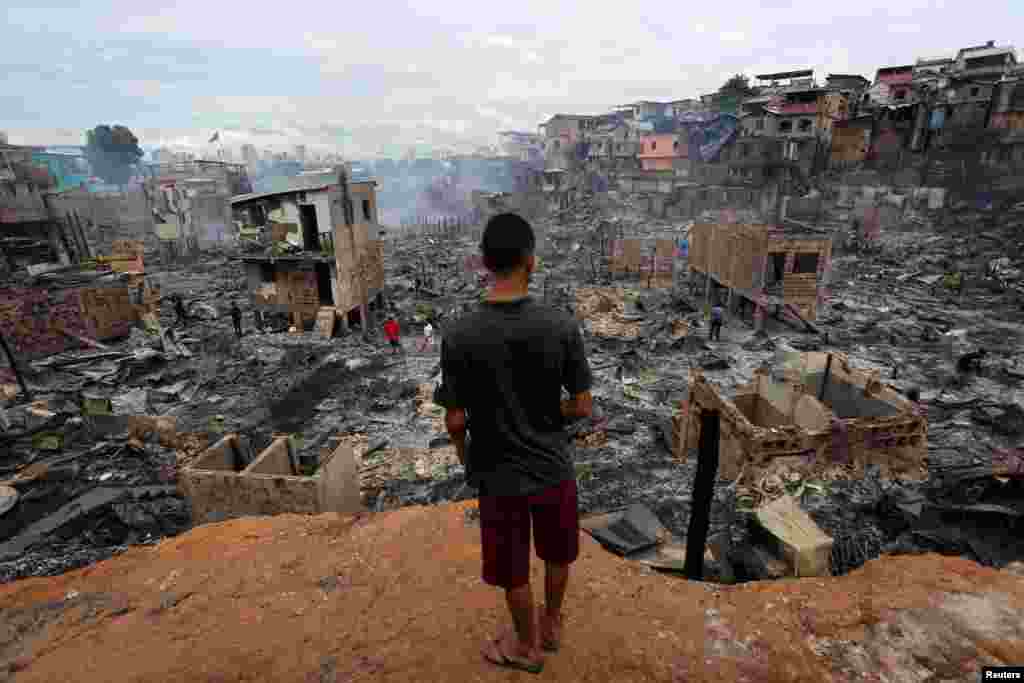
[1,502,1022,683]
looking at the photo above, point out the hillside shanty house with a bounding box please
[231,172,385,331]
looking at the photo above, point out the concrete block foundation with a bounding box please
[673,351,927,483]
[181,434,362,524]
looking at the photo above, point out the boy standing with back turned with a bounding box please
[440,213,593,674]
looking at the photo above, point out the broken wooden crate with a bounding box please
[180,434,362,524]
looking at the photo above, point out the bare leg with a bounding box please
[544,561,569,616]
[482,582,543,672]
[540,561,569,649]
[505,583,538,656]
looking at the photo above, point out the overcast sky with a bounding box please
[2,0,1021,158]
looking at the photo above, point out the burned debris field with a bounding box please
[2,179,1024,590]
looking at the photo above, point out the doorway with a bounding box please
[300,205,320,251]
[768,253,786,285]
[316,263,334,305]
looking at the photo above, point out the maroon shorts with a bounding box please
[479,478,579,589]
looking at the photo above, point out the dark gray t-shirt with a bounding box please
[440,297,592,497]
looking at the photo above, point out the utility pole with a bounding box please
[684,409,720,580]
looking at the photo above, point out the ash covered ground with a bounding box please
[2,193,1024,584]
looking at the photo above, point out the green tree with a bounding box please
[719,74,757,97]
[84,125,143,186]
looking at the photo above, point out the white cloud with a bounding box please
[889,24,921,34]
[117,80,169,98]
[303,33,339,51]
[6,0,1022,156]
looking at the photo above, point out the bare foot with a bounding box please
[539,611,562,652]
[482,630,543,673]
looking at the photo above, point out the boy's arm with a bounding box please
[439,337,468,465]
[562,323,594,421]
[445,409,468,465]
[561,392,592,421]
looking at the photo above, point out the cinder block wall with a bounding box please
[677,356,926,484]
[181,435,362,525]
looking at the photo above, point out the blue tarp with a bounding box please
[929,109,946,130]
[685,114,739,162]
[649,115,679,134]
[677,111,715,126]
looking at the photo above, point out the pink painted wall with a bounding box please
[641,158,674,171]
[0,284,134,360]
[639,134,684,159]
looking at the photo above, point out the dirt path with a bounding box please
[1,503,1022,682]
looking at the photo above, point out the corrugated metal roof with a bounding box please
[958,45,1015,60]
[231,173,374,204]
[755,69,813,81]
[230,186,326,205]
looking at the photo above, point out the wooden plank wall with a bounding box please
[689,223,772,291]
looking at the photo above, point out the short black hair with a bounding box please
[480,213,535,275]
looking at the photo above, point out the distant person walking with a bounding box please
[230,302,243,338]
[709,303,724,341]
[419,321,435,353]
[383,317,401,354]
[172,294,188,327]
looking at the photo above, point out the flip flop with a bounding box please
[540,616,561,652]
[482,638,544,674]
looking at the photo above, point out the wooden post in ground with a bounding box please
[684,409,720,580]
[73,211,92,258]
[818,353,833,401]
[0,330,31,401]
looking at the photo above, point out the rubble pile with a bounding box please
[575,288,642,338]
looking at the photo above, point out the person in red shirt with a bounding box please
[383,317,401,354]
